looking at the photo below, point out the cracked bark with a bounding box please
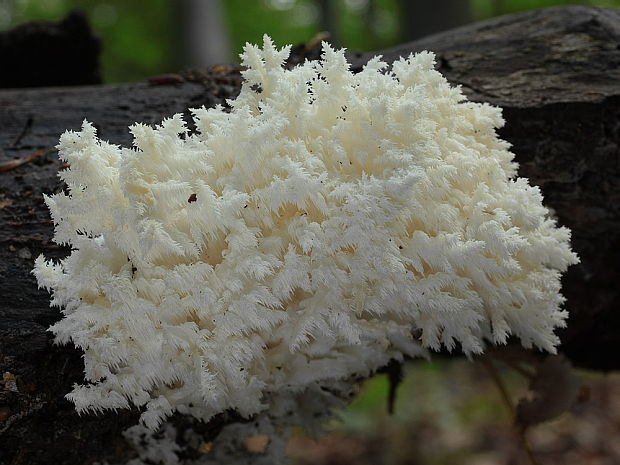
[0,5,618,465]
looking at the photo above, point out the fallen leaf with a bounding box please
[2,372,18,392]
[245,434,270,453]
[516,355,582,429]
[197,442,213,454]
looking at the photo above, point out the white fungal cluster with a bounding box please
[34,36,578,431]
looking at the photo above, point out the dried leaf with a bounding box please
[2,372,18,392]
[197,442,213,454]
[244,434,269,453]
[516,355,582,429]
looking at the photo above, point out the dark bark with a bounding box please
[398,0,471,42]
[0,10,101,89]
[0,5,619,464]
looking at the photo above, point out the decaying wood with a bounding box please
[0,6,618,464]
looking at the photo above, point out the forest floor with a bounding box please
[287,360,620,465]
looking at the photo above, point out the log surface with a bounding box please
[1,6,619,464]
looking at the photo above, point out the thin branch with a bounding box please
[480,356,541,465]
[11,116,33,148]
[481,356,515,416]
[0,149,48,173]
[500,358,536,380]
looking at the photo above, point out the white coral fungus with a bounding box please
[34,36,578,429]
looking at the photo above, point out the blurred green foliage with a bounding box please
[222,0,317,59]
[222,0,402,58]
[288,362,620,465]
[285,360,528,465]
[334,360,516,435]
[1,0,618,81]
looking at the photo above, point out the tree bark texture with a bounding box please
[0,5,618,465]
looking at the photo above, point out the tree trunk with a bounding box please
[1,5,619,465]
[398,0,471,42]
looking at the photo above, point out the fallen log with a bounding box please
[0,5,618,464]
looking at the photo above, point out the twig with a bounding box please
[11,116,33,148]
[480,356,541,465]
[500,358,536,380]
[0,149,48,173]
[481,356,515,416]
[386,360,402,415]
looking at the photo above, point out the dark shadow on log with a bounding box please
[0,6,618,464]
